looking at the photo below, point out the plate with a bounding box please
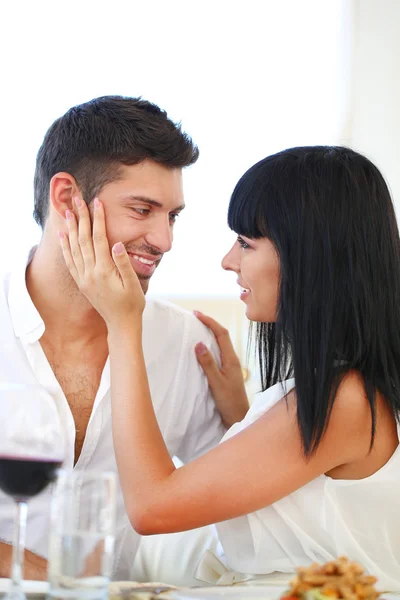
[0,578,48,597]
[167,590,400,600]
[166,585,288,600]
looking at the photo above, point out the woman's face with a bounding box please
[222,235,280,322]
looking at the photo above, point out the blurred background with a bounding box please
[1,0,399,394]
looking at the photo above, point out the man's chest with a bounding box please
[50,359,104,463]
[51,363,100,412]
[1,324,190,462]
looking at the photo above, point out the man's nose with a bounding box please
[144,218,173,254]
[222,242,240,272]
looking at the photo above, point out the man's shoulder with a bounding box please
[0,257,27,308]
[144,297,216,347]
[145,296,191,319]
[0,269,12,307]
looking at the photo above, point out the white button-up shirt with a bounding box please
[0,255,225,578]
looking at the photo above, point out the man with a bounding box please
[0,96,247,581]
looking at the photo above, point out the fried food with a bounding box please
[282,557,380,600]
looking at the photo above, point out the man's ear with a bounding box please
[49,172,82,219]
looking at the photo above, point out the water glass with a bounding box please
[47,470,116,600]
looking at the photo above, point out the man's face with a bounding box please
[96,160,184,293]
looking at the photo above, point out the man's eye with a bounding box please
[237,235,250,249]
[134,208,151,216]
[169,213,180,223]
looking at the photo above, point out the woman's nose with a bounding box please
[222,242,240,272]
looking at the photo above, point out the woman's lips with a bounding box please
[240,286,250,301]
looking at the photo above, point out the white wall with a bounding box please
[344,0,400,212]
[1,1,398,397]
[0,0,349,298]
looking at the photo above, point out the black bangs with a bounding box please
[227,158,272,239]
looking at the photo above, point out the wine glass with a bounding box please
[0,383,64,600]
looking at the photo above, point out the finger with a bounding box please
[58,230,79,283]
[194,311,239,367]
[74,196,95,270]
[92,198,114,268]
[65,209,84,278]
[195,342,224,389]
[112,242,138,289]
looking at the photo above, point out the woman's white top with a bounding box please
[216,379,400,591]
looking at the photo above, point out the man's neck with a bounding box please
[26,241,108,348]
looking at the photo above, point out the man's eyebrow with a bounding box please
[121,195,185,212]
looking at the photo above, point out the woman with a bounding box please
[59,146,400,589]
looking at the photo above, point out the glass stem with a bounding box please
[10,500,28,590]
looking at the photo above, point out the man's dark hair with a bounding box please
[33,95,199,228]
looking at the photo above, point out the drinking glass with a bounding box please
[0,382,64,600]
[47,470,116,600]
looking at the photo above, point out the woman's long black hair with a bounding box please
[228,146,400,455]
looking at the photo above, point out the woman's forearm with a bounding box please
[107,321,176,530]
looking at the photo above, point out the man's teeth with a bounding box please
[241,287,250,293]
[133,255,155,266]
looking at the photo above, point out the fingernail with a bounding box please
[74,197,82,208]
[94,198,101,209]
[65,210,73,220]
[113,242,125,255]
[193,310,203,316]
[58,230,64,239]
[195,342,207,356]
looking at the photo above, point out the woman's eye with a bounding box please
[237,235,250,249]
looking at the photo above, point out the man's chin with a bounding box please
[133,261,161,294]
[137,274,151,294]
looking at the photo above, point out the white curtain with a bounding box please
[0,0,351,295]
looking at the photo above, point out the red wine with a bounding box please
[0,456,62,500]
